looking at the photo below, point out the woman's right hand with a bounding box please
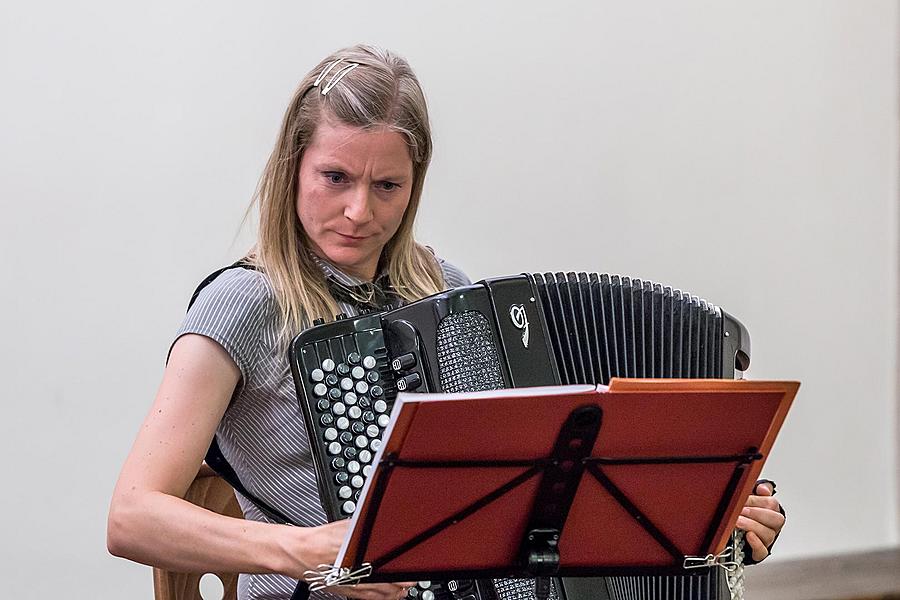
[283,520,414,600]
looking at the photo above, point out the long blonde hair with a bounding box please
[247,44,445,338]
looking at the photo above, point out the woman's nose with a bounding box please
[343,185,374,224]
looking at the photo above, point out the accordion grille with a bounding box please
[436,310,506,393]
[531,272,724,385]
[492,578,559,600]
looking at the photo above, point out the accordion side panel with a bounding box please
[593,274,612,385]
[698,300,710,378]
[615,277,627,378]
[574,272,598,383]
[721,310,751,377]
[694,297,704,378]
[649,283,662,379]
[690,297,701,378]
[541,273,574,385]
[661,286,673,379]
[560,272,588,384]
[622,277,635,378]
[712,309,724,379]
[627,278,639,378]
[577,272,600,384]
[681,292,693,378]
[608,276,626,378]
[600,275,620,381]
[587,273,610,385]
[641,281,651,378]
[570,272,595,384]
[631,279,650,377]
[672,290,690,379]
[703,304,716,378]
[555,272,583,384]
[533,274,569,386]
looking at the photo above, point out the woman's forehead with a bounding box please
[305,119,412,175]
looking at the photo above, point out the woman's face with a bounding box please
[297,118,414,281]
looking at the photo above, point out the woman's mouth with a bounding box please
[336,232,368,242]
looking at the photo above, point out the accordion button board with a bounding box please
[290,314,402,519]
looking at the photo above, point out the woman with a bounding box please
[108,44,784,600]
[107,44,467,600]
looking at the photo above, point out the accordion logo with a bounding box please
[509,304,530,348]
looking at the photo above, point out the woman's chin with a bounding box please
[319,247,376,279]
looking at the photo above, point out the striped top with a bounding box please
[174,254,471,600]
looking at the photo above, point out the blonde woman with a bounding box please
[107,45,469,600]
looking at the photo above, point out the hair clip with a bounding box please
[313,59,360,96]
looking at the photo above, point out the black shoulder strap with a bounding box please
[183,260,312,600]
[186,260,253,311]
[178,260,297,526]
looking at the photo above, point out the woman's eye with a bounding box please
[324,172,346,184]
[377,181,399,192]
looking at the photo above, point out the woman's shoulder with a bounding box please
[194,266,275,306]
[433,255,472,288]
[182,265,278,337]
[176,266,277,381]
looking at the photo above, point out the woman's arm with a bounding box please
[108,333,312,575]
[108,334,407,600]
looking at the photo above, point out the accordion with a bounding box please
[289,272,751,600]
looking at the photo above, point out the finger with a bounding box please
[335,584,399,600]
[744,530,769,562]
[754,481,775,496]
[352,585,406,600]
[741,506,786,532]
[379,583,409,600]
[745,494,781,511]
[334,588,375,600]
[736,515,777,548]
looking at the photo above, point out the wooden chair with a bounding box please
[153,465,241,600]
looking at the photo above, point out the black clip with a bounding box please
[523,528,561,575]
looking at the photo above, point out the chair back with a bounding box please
[153,469,241,600]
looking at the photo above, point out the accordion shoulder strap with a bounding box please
[179,260,296,525]
[180,260,311,600]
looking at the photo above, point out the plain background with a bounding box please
[1,1,897,597]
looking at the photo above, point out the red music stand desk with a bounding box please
[334,379,798,583]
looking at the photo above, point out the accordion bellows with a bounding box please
[529,273,750,384]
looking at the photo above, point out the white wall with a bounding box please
[0,1,896,597]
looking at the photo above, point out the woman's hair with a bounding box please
[247,44,444,338]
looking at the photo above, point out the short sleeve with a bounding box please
[438,258,472,289]
[172,268,274,382]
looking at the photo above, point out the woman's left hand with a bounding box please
[735,481,785,562]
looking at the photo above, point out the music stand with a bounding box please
[332,379,797,585]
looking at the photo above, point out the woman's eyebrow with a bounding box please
[373,172,410,181]
[314,161,410,181]
[313,160,354,174]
